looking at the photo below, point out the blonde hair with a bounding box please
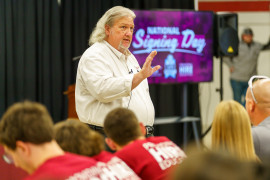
[89,6,135,45]
[211,100,258,161]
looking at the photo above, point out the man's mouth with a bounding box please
[123,39,130,43]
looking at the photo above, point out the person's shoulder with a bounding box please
[144,136,185,151]
[262,116,270,124]
[251,41,264,49]
[252,125,262,132]
[93,151,114,162]
[27,153,98,180]
[116,139,146,155]
[79,42,110,64]
[147,136,171,142]
[86,41,108,54]
[252,123,270,137]
[58,152,97,164]
[117,137,173,153]
[255,118,270,128]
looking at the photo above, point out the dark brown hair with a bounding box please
[104,108,142,146]
[0,101,54,150]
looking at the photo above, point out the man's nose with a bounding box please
[125,29,133,36]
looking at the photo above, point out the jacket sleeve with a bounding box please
[223,56,234,67]
[262,37,270,50]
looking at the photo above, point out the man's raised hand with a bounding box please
[140,51,161,79]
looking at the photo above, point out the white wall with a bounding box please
[199,12,270,147]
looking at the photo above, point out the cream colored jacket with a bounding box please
[75,41,155,126]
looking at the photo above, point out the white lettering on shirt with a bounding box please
[67,157,140,180]
[142,141,186,170]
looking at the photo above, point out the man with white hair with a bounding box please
[245,76,270,161]
[75,6,160,137]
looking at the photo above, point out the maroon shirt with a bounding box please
[115,136,187,180]
[92,150,141,180]
[24,153,97,180]
[25,152,141,180]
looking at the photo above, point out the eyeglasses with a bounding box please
[248,75,269,104]
[2,153,13,164]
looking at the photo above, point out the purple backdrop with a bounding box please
[129,10,214,83]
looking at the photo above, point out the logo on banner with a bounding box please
[164,54,177,79]
[179,63,193,76]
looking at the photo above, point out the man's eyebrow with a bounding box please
[119,23,134,27]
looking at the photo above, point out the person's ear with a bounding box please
[105,138,117,151]
[16,141,31,157]
[139,122,146,136]
[105,24,110,36]
[248,99,256,113]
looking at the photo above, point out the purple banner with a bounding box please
[130,10,214,83]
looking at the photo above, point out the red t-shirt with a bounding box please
[90,150,141,180]
[92,150,114,162]
[25,152,141,180]
[115,136,187,180]
[24,153,97,180]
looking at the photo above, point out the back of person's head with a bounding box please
[246,78,270,118]
[0,101,54,150]
[212,100,257,161]
[89,6,135,45]
[172,151,257,180]
[54,119,104,156]
[104,108,142,146]
[246,161,270,180]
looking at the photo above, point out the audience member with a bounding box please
[104,107,186,180]
[224,28,270,106]
[0,101,99,180]
[211,100,259,162]
[54,119,104,157]
[75,6,160,137]
[245,76,270,161]
[54,119,141,179]
[246,161,270,180]
[172,151,261,180]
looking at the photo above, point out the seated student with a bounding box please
[54,119,104,158]
[172,151,262,180]
[54,119,141,179]
[245,76,270,161]
[103,107,187,180]
[0,101,99,180]
[211,100,259,162]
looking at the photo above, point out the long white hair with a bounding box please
[89,6,136,45]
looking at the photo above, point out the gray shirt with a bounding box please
[252,116,270,161]
[224,41,263,81]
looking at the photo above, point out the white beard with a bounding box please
[118,40,130,54]
[110,30,130,54]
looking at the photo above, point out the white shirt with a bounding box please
[75,41,155,126]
